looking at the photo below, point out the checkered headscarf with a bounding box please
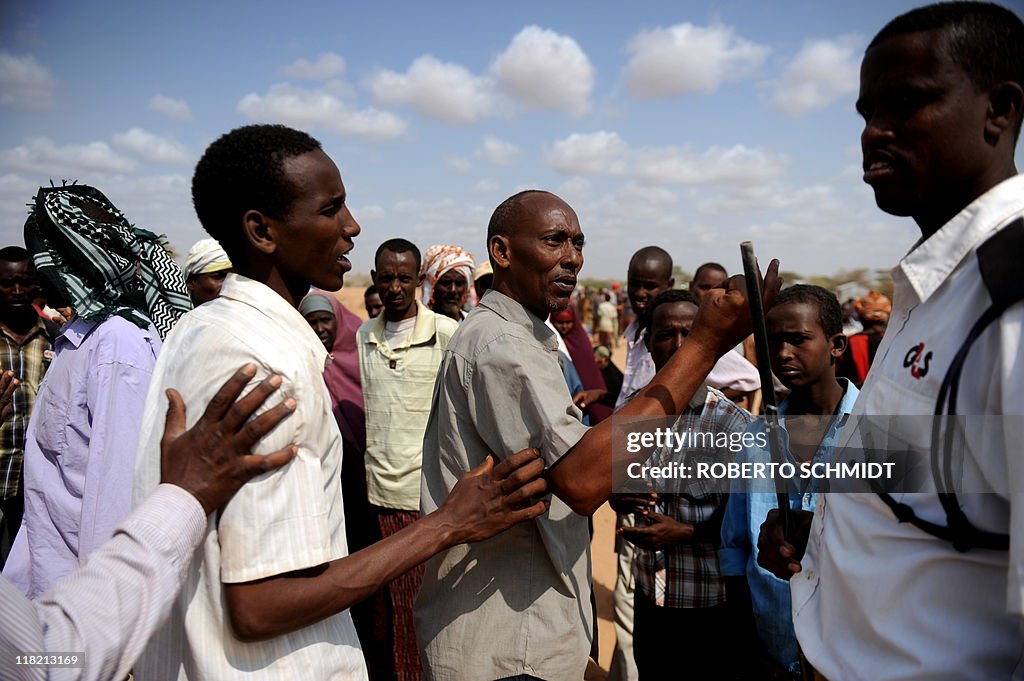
[24,184,192,339]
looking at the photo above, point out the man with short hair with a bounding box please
[608,245,674,681]
[690,262,728,302]
[614,246,675,410]
[132,124,547,681]
[0,246,57,565]
[360,237,459,681]
[759,4,1024,678]
[184,238,233,306]
[5,185,191,598]
[417,189,775,680]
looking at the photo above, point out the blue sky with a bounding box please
[1,0,1021,281]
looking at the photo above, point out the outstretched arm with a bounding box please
[549,262,782,515]
[224,448,549,641]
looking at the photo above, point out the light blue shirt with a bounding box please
[3,314,159,598]
[719,378,859,673]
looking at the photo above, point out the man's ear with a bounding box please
[242,210,276,256]
[985,80,1023,146]
[370,269,377,286]
[489,234,511,270]
[830,332,848,362]
[666,277,676,290]
[418,271,426,287]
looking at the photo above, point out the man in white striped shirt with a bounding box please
[131,124,549,681]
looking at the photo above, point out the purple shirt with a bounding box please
[3,314,159,598]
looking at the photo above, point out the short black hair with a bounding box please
[0,246,31,263]
[773,284,842,338]
[374,238,421,271]
[645,288,699,332]
[364,284,378,297]
[869,2,1024,137]
[628,246,674,280]
[693,262,727,280]
[486,189,551,243]
[192,124,323,261]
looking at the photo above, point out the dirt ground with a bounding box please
[331,285,621,679]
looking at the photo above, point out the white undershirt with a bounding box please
[384,316,417,348]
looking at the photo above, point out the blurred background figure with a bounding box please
[421,244,475,322]
[364,285,383,319]
[184,238,233,306]
[838,290,891,388]
[473,260,493,303]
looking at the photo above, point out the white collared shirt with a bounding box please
[615,318,655,410]
[132,273,366,681]
[792,174,1024,680]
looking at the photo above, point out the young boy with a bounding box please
[720,284,858,678]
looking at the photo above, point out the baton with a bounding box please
[740,242,790,538]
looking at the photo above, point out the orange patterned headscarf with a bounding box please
[854,290,892,322]
[420,244,476,307]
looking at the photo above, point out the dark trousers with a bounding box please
[0,490,24,569]
[634,592,731,680]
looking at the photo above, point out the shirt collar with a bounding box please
[57,317,99,349]
[478,289,558,352]
[219,273,328,366]
[366,300,441,348]
[777,377,859,418]
[898,174,1024,304]
[0,316,49,344]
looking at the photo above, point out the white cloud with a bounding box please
[546,132,788,188]
[474,136,521,166]
[391,198,491,248]
[357,204,386,221]
[632,144,787,186]
[546,131,628,176]
[474,179,500,193]
[556,177,593,204]
[695,183,834,215]
[112,128,191,165]
[369,55,494,124]
[0,137,136,176]
[617,183,678,205]
[147,95,193,121]
[0,52,55,110]
[490,26,593,116]
[282,52,347,80]
[770,36,862,117]
[446,157,472,173]
[624,23,770,98]
[237,84,406,140]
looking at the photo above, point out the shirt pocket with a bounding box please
[32,371,73,467]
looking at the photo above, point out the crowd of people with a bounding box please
[0,2,1022,680]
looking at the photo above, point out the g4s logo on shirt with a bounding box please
[903,342,932,379]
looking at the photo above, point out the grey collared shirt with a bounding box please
[416,289,592,681]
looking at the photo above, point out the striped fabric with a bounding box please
[376,508,425,681]
[24,184,191,340]
[132,274,366,681]
[0,484,207,681]
[0,320,51,499]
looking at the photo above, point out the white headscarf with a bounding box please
[184,238,232,279]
